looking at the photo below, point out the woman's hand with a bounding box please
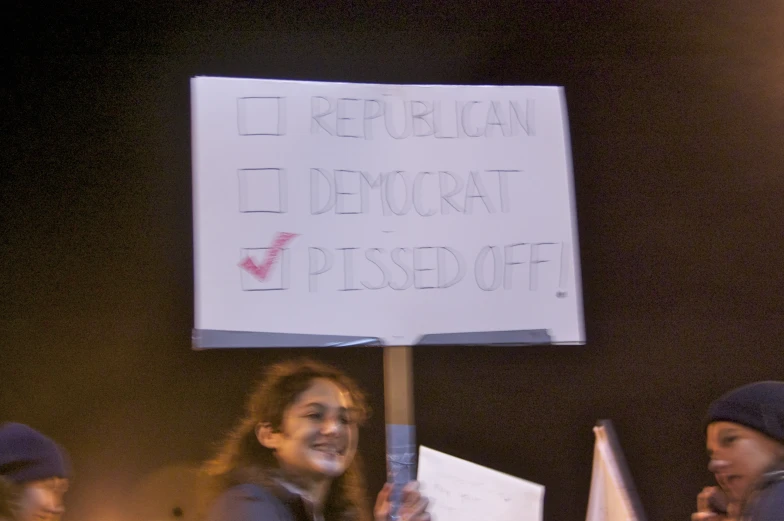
[374,481,430,521]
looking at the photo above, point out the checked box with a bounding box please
[237,97,286,136]
[238,168,287,213]
[239,247,291,291]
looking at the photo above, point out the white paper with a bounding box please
[191,76,584,346]
[585,427,640,521]
[416,445,544,521]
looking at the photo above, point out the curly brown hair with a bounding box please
[201,358,373,521]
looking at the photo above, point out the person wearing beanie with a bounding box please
[0,423,71,521]
[692,381,784,521]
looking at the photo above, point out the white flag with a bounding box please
[585,422,646,521]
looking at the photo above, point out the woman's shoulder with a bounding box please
[207,483,292,521]
[218,483,277,500]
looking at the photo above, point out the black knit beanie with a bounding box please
[0,423,71,483]
[705,381,784,443]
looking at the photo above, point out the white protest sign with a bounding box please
[417,445,544,521]
[585,421,648,521]
[191,76,584,348]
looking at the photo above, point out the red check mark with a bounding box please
[239,232,298,281]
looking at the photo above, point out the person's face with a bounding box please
[259,378,359,484]
[16,478,68,521]
[706,421,784,503]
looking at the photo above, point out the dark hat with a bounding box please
[0,423,71,483]
[705,381,784,443]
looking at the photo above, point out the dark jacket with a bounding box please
[744,463,784,521]
[207,482,318,521]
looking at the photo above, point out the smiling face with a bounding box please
[258,377,359,485]
[16,478,69,521]
[706,421,784,503]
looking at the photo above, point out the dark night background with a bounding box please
[2,2,783,521]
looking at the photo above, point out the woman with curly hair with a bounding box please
[0,423,70,521]
[202,358,429,521]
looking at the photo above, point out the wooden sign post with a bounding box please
[384,345,416,512]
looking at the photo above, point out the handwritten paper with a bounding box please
[191,76,584,348]
[417,445,544,521]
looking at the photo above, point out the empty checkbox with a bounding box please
[237,97,285,136]
[238,168,287,213]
